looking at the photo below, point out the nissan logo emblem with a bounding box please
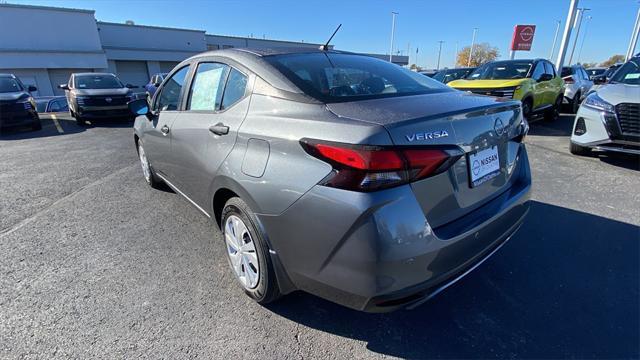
[494,118,506,136]
[105,97,112,103]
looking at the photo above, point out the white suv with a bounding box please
[561,65,593,113]
[570,57,640,156]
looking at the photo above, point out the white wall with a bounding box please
[98,22,206,53]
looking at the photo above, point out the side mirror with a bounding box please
[28,85,37,92]
[58,84,69,90]
[593,76,607,85]
[153,82,161,87]
[128,98,151,118]
[538,73,553,82]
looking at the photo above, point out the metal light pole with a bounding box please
[556,0,579,70]
[389,12,398,63]
[454,41,459,67]
[549,20,561,59]
[577,16,592,64]
[626,7,640,61]
[468,28,478,67]
[436,41,444,70]
[568,7,590,65]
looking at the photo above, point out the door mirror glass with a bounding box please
[538,73,553,82]
[28,85,38,92]
[58,84,69,90]
[128,98,149,116]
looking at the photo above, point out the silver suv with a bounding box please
[561,65,593,113]
[129,48,531,312]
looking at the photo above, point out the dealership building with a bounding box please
[0,3,408,97]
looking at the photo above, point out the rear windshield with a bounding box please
[467,61,533,80]
[75,75,124,89]
[265,52,450,103]
[0,77,23,93]
[561,67,573,77]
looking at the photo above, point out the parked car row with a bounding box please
[0,73,41,131]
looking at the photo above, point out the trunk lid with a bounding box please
[326,91,524,230]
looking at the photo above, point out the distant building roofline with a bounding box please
[97,21,205,34]
[0,3,94,14]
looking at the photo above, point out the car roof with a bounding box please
[73,72,116,77]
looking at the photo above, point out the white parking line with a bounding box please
[50,114,64,133]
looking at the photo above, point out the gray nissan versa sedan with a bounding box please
[128,48,531,312]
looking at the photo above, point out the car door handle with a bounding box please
[209,123,229,136]
[160,124,170,135]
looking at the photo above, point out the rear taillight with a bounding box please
[563,76,574,84]
[300,139,463,192]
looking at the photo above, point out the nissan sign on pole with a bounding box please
[511,25,536,51]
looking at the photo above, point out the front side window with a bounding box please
[265,52,449,103]
[75,75,123,89]
[531,62,545,80]
[544,62,556,77]
[610,58,640,85]
[155,66,190,111]
[221,68,248,110]
[0,77,23,93]
[467,61,533,80]
[188,63,228,111]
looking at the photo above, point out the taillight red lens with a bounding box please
[563,76,574,84]
[301,139,462,192]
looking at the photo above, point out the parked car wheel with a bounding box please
[522,98,533,120]
[221,197,282,304]
[544,95,563,121]
[137,140,163,189]
[75,116,86,126]
[32,117,42,131]
[571,92,581,114]
[569,141,591,156]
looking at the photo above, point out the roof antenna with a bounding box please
[320,24,342,51]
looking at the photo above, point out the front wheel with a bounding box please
[221,197,282,304]
[571,92,581,114]
[522,98,532,120]
[137,140,163,189]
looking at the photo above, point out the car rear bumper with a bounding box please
[258,147,532,312]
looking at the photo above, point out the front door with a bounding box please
[142,65,191,177]
[168,61,251,208]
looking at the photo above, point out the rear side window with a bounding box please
[221,69,248,110]
[265,52,449,103]
[188,62,228,111]
[156,66,190,111]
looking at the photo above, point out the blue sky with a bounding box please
[12,0,640,68]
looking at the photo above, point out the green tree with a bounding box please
[599,55,625,67]
[456,43,500,67]
[580,62,597,69]
[409,64,422,71]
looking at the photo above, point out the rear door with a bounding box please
[142,65,191,176]
[167,59,252,208]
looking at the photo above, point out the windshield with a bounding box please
[587,68,605,77]
[0,77,23,93]
[433,68,473,83]
[265,52,450,103]
[609,58,640,85]
[75,75,124,89]
[467,61,533,80]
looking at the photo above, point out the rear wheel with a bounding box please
[545,95,563,121]
[75,115,86,126]
[570,141,591,156]
[221,197,281,304]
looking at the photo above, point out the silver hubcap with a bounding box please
[138,144,151,182]
[224,215,259,289]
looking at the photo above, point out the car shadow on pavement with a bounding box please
[0,118,85,140]
[266,201,639,359]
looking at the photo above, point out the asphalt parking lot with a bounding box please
[1,114,638,359]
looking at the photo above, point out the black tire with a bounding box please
[75,115,86,126]
[571,92,581,114]
[32,118,42,131]
[221,197,282,304]
[522,98,533,120]
[570,141,591,156]
[544,95,563,121]
[136,140,163,189]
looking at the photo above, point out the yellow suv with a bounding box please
[448,59,564,120]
